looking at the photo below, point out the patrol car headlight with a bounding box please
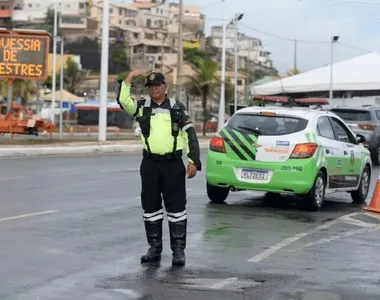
[290,143,318,159]
[210,136,226,153]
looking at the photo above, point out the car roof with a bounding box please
[329,105,380,111]
[235,106,327,119]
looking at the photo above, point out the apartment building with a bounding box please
[0,0,16,27]
[168,3,205,50]
[210,24,272,69]
[93,0,175,71]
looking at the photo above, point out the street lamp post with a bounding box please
[218,0,226,131]
[56,36,64,140]
[329,35,339,103]
[98,0,110,142]
[233,13,244,114]
[51,0,58,123]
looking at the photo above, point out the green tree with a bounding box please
[184,48,211,68]
[0,79,39,105]
[64,59,85,94]
[43,59,85,94]
[185,56,219,136]
[110,40,129,74]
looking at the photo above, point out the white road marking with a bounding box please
[113,289,143,298]
[0,176,26,181]
[364,211,380,220]
[247,212,359,263]
[0,210,58,223]
[248,232,309,263]
[338,213,377,228]
[210,277,239,289]
[288,226,380,252]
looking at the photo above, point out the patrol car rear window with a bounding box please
[227,114,308,136]
[330,109,371,121]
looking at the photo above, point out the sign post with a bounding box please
[0,28,50,112]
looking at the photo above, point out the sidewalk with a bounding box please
[0,139,211,158]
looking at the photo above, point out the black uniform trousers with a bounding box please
[140,150,187,254]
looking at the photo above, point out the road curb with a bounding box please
[0,141,210,157]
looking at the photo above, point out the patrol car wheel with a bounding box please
[302,171,326,211]
[351,165,371,204]
[206,183,229,204]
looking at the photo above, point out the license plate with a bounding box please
[241,169,268,180]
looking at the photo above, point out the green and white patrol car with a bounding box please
[206,105,372,210]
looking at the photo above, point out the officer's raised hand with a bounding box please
[187,162,197,179]
[125,70,145,84]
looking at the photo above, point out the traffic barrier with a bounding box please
[365,172,380,213]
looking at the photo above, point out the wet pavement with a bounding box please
[1,152,380,299]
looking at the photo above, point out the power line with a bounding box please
[239,23,329,44]
[337,42,376,53]
[308,0,380,8]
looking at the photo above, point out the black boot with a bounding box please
[141,220,163,263]
[169,220,186,266]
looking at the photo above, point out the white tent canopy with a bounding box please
[40,89,85,103]
[252,52,380,95]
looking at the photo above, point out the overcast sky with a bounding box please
[117,0,380,73]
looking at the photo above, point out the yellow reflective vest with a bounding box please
[116,81,201,169]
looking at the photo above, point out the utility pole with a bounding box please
[294,39,297,71]
[329,36,339,103]
[161,37,165,73]
[233,13,243,114]
[218,0,226,131]
[51,0,58,122]
[175,0,184,99]
[98,0,110,141]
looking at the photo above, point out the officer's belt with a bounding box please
[143,149,182,161]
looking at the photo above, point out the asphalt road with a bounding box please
[1,151,380,299]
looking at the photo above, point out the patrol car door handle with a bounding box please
[325,149,330,154]
[344,150,348,155]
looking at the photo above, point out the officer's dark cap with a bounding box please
[145,72,166,87]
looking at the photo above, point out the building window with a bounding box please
[237,80,243,86]
[79,2,84,9]
[146,19,151,27]
[61,17,84,24]
[119,8,122,15]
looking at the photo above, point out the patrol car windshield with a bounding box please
[227,114,308,136]
[330,109,371,121]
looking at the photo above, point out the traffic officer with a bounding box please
[116,70,201,266]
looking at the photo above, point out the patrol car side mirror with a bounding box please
[356,134,365,143]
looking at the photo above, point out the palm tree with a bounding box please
[64,59,86,94]
[0,79,39,105]
[185,56,219,136]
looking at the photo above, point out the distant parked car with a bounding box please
[329,105,380,165]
